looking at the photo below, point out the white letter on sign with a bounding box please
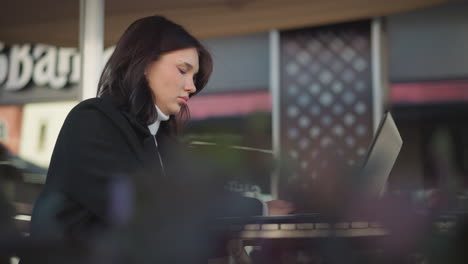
[5,44,34,91]
[70,53,80,84]
[33,44,57,87]
[49,47,76,89]
[0,42,8,85]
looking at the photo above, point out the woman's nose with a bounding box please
[185,80,197,94]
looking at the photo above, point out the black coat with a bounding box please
[29,95,262,245]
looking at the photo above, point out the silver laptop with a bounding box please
[215,112,403,223]
[355,111,403,198]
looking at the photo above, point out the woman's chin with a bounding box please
[173,104,185,114]
[168,107,181,115]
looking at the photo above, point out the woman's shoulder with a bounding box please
[65,96,124,125]
[64,96,149,140]
[69,97,114,115]
[74,97,103,108]
[55,97,131,140]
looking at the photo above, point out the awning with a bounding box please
[392,80,468,104]
[0,0,454,46]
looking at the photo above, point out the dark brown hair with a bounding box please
[97,15,213,135]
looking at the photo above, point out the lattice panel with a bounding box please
[279,21,374,201]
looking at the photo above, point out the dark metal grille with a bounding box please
[279,21,374,203]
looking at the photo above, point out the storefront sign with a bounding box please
[0,42,114,105]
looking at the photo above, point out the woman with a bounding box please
[30,14,264,242]
[27,16,293,263]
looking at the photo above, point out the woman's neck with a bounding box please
[148,105,169,136]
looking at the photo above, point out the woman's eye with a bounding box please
[178,68,186,74]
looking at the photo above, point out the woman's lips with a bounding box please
[177,96,189,104]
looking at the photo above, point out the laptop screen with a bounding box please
[356,112,403,197]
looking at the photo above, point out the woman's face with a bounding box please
[145,47,199,115]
